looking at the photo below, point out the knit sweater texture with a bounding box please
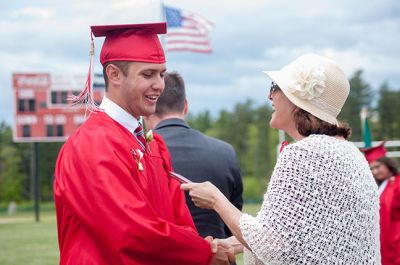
[239,134,381,264]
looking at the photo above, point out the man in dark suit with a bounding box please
[145,71,243,241]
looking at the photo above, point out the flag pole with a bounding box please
[160,0,165,21]
[159,0,167,54]
[276,129,286,158]
[360,107,372,148]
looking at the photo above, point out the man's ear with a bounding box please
[106,64,122,86]
[183,98,189,115]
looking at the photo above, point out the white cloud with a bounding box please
[8,7,54,20]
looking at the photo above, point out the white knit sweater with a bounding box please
[239,135,381,264]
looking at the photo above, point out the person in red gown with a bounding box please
[363,142,400,265]
[54,22,234,265]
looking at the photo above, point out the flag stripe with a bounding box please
[165,42,212,52]
[167,32,209,38]
[167,39,211,45]
[166,35,210,42]
[166,41,212,48]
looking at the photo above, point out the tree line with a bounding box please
[0,70,399,204]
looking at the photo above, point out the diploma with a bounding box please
[168,172,193,184]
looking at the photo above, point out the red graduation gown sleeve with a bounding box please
[54,112,213,265]
[152,133,197,227]
[379,175,400,265]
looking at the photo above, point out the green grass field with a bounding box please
[0,203,261,265]
[0,212,58,265]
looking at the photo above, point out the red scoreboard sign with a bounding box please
[12,73,104,143]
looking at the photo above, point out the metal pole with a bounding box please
[33,142,40,222]
[160,0,166,51]
[276,130,286,157]
[278,129,285,143]
[360,107,367,140]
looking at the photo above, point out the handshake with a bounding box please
[205,236,244,265]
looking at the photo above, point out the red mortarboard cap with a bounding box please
[70,22,167,111]
[91,22,167,65]
[361,142,387,163]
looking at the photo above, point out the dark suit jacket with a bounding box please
[155,118,243,239]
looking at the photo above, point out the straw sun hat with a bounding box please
[263,53,350,125]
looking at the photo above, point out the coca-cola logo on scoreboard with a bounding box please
[13,73,50,89]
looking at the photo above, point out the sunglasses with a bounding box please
[269,82,280,99]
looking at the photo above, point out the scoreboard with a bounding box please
[12,73,104,143]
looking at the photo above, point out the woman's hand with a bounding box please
[181,181,225,210]
[183,182,248,250]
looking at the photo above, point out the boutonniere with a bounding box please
[131,148,144,171]
[145,129,153,143]
[145,129,153,152]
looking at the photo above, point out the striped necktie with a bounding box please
[134,124,147,151]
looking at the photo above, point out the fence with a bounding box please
[353,140,400,158]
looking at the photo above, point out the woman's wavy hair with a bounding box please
[293,108,352,139]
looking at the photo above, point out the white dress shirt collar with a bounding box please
[99,96,139,134]
[378,178,389,196]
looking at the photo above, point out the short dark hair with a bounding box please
[377,157,399,176]
[102,61,131,91]
[293,108,352,139]
[155,72,186,116]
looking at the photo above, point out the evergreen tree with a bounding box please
[252,105,275,179]
[211,100,256,175]
[187,110,212,133]
[339,70,372,141]
[0,145,24,202]
[376,82,400,139]
[0,122,26,202]
[38,142,63,201]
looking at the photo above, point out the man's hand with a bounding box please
[208,238,235,265]
[215,237,244,255]
[204,236,217,253]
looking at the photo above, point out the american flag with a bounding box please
[164,6,214,53]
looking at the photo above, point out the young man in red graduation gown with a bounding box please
[54,22,234,265]
[363,143,400,265]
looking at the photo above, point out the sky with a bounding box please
[1,0,400,125]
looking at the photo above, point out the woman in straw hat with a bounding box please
[182,53,381,264]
